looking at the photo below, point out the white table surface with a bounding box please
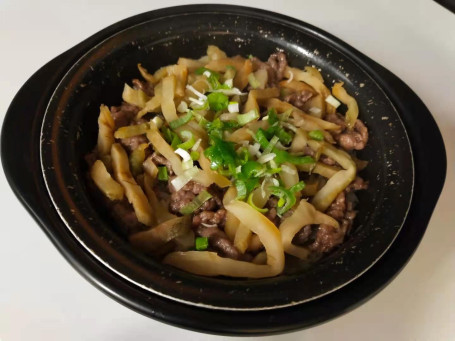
[1,0,454,340]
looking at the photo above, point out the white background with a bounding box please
[1,0,454,340]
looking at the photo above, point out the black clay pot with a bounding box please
[1,5,446,335]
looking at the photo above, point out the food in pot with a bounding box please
[86,45,368,278]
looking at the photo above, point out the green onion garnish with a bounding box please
[241,160,265,178]
[279,109,293,122]
[190,150,200,160]
[177,131,196,150]
[192,111,209,128]
[196,67,230,90]
[207,92,229,112]
[274,126,293,145]
[308,130,324,141]
[169,111,193,130]
[195,67,220,78]
[247,192,269,213]
[237,109,259,126]
[263,135,279,154]
[290,181,306,193]
[255,128,314,165]
[204,137,237,171]
[179,190,213,215]
[248,73,260,89]
[236,147,250,164]
[235,179,247,200]
[255,128,271,149]
[267,167,282,175]
[268,181,306,215]
[274,149,315,165]
[157,166,168,181]
[171,134,182,149]
[195,237,209,251]
[224,65,237,80]
[267,108,279,125]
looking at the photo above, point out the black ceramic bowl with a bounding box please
[1,5,446,335]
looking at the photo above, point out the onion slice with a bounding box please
[325,95,341,108]
[279,200,339,259]
[171,166,200,192]
[163,200,285,278]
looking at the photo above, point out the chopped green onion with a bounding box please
[274,149,315,165]
[325,95,341,108]
[157,166,168,181]
[195,237,209,251]
[207,92,229,111]
[236,146,250,164]
[268,159,279,170]
[228,101,239,113]
[191,138,202,151]
[192,112,209,128]
[177,101,188,113]
[267,108,279,125]
[256,129,314,165]
[224,79,233,88]
[196,67,229,90]
[195,67,220,78]
[181,159,193,170]
[177,131,196,150]
[280,109,293,121]
[290,181,306,193]
[268,186,296,215]
[265,124,293,145]
[175,148,192,161]
[235,179,247,200]
[171,134,182,149]
[268,181,305,215]
[263,135,279,154]
[218,168,234,176]
[222,120,240,130]
[308,130,324,141]
[162,127,172,143]
[211,88,246,96]
[204,137,237,171]
[190,150,200,160]
[255,128,271,149]
[180,130,193,140]
[171,166,199,191]
[257,153,276,164]
[241,161,265,178]
[237,109,259,126]
[247,192,269,213]
[169,111,193,130]
[266,167,282,175]
[180,190,213,214]
[151,116,164,128]
[275,127,293,145]
[225,65,236,80]
[160,127,181,149]
[248,73,260,89]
